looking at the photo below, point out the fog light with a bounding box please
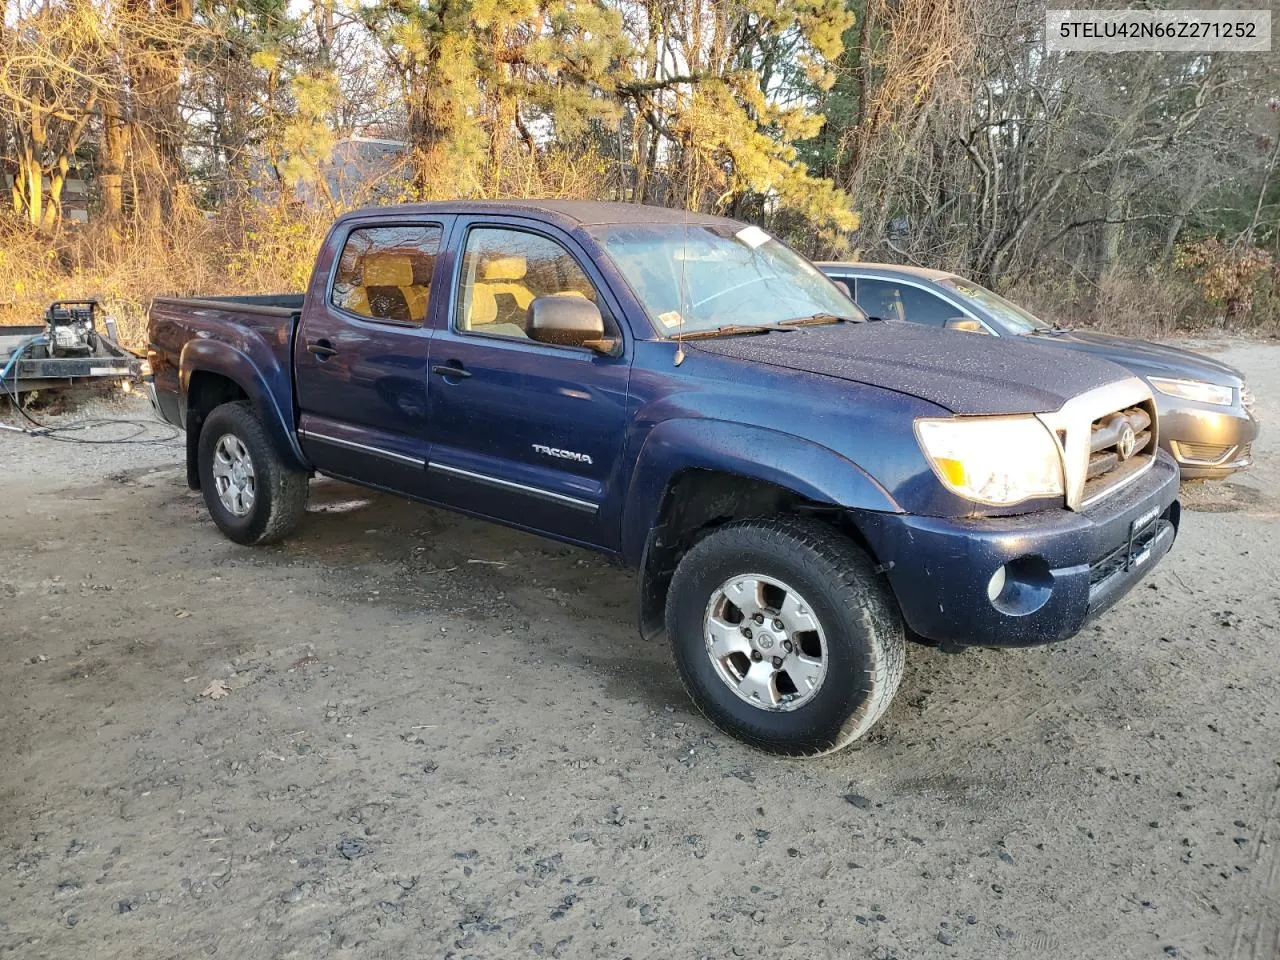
[987,556,1054,617]
[986,564,1007,603]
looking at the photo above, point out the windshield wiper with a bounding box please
[670,323,794,341]
[779,312,861,327]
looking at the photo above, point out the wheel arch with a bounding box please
[625,420,901,642]
[180,339,308,489]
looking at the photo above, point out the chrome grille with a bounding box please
[1082,403,1156,502]
[1037,377,1158,510]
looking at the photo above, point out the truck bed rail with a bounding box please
[152,295,304,319]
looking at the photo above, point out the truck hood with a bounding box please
[1021,330,1245,387]
[689,321,1132,415]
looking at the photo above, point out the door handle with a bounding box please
[306,338,338,359]
[432,362,471,380]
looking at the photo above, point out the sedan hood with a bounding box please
[1026,330,1245,387]
[689,321,1132,415]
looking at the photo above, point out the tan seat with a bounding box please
[467,285,498,327]
[463,255,589,338]
[464,284,527,339]
[471,256,535,329]
[348,254,428,322]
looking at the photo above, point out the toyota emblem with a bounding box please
[1117,422,1137,461]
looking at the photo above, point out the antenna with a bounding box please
[674,200,689,365]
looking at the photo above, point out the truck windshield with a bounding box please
[936,277,1054,334]
[592,222,863,336]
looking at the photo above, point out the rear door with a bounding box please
[423,218,632,548]
[295,217,451,495]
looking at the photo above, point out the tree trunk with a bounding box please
[1097,174,1126,281]
[101,95,127,220]
[1161,171,1205,260]
[42,156,68,229]
[20,145,42,227]
[127,0,192,223]
[16,102,47,227]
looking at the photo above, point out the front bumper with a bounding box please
[1157,394,1258,479]
[853,451,1181,648]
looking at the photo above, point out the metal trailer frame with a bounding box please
[1,317,141,397]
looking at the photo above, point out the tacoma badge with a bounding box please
[533,444,593,465]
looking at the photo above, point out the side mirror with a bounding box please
[527,296,617,354]
[944,317,986,334]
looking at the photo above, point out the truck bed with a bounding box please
[147,293,306,440]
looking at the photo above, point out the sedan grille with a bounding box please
[1082,403,1156,502]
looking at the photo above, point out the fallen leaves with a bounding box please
[200,679,231,700]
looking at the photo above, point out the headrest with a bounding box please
[468,286,497,326]
[481,256,527,281]
[363,254,414,287]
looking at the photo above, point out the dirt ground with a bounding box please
[2,342,1279,960]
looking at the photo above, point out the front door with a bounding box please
[424,221,631,548]
[294,219,448,495]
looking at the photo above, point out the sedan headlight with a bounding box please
[915,416,1064,506]
[1148,376,1233,406]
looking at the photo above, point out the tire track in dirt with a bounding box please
[1228,773,1280,960]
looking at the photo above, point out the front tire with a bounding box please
[666,516,905,756]
[197,401,308,545]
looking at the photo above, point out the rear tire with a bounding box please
[666,516,904,756]
[197,401,308,545]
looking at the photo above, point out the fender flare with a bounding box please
[620,417,900,567]
[180,339,309,471]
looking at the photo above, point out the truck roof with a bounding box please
[340,200,741,231]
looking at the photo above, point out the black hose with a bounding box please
[1,339,180,445]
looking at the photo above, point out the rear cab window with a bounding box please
[331,225,443,324]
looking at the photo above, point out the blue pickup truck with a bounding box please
[147,200,1180,756]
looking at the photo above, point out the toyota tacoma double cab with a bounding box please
[146,201,1181,756]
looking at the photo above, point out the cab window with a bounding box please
[331,225,442,324]
[456,227,601,341]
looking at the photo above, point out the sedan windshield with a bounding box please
[591,222,864,336]
[936,276,1053,334]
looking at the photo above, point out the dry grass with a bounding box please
[0,206,331,351]
[1005,266,1280,340]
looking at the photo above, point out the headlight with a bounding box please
[1148,376,1233,406]
[915,416,1064,506]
